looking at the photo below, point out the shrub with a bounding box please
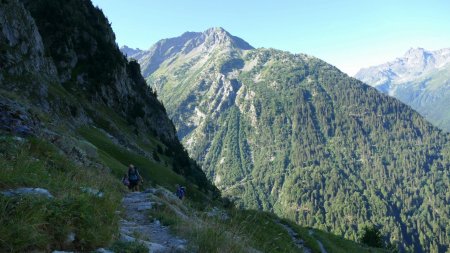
[360,226,384,248]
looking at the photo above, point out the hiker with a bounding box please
[127,164,142,192]
[121,173,130,187]
[176,185,183,200]
[180,186,186,199]
[176,185,186,200]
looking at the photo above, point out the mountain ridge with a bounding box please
[356,47,450,90]
[122,27,254,78]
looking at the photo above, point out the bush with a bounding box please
[360,226,384,248]
[152,150,161,162]
[109,240,148,253]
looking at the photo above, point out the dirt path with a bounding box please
[277,221,312,253]
[119,190,187,252]
[308,230,327,253]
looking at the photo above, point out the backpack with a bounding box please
[129,169,139,181]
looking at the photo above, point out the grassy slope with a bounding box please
[146,192,390,253]
[78,126,209,202]
[0,136,122,252]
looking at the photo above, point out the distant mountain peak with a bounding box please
[355,47,450,132]
[120,28,254,76]
[404,47,426,55]
[402,47,431,61]
[119,45,142,57]
[204,26,228,34]
[200,27,254,50]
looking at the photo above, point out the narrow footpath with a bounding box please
[278,221,312,253]
[308,230,328,253]
[119,189,187,252]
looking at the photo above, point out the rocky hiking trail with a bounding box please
[278,221,328,253]
[119,189,187,252]
[278,222,312,253]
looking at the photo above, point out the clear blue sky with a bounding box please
[91,0,450,75]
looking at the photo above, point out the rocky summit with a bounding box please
[123,29,450,252]
[355,47,450,132]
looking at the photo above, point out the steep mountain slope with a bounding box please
[16,0,215,188]
[0,0,216,251]
[355,48,450,132]
[125,29,450,252]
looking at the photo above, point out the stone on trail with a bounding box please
[1,187,53,198]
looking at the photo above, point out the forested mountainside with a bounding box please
[124,28,450,252]
[355,48,450,132]
[0,0,217,251]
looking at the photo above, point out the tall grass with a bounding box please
[153,202,303,253]
[0,136,121,252]
[312,229,390,253]
[178,218,249,253]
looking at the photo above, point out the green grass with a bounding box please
[280,219,323,253]
[224,210,302,253]
[311,228,390,253]
[175,214,249,253]
[78,126,208,202]
[171,207,302,253]
[109,240,148,253]
[148,202,182,227]
[0,135,121,252]
[279,218,390,253]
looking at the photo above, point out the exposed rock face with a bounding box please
[355,47,450,132]
[125,29,450,252]
[18,0,177,141]
[0,0,176,142]
[0,0,56,110]
[0,0,53,76]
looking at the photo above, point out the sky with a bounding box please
[91,0,450,76]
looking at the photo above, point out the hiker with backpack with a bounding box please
[127,164,142,192]
[176,185,186,200]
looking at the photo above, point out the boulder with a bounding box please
[1,187,53,198]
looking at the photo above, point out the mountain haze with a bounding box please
[123,29,450,252]
[355,47,450,132]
